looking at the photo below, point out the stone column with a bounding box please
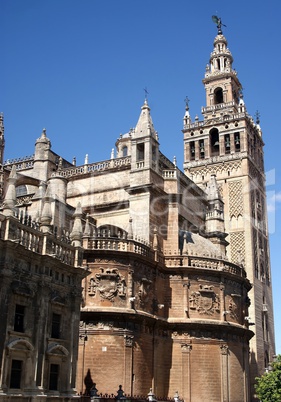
[181,343,192,402]
[124,334,134,395]
[220,344,229,402]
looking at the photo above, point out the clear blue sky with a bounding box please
[2,1,281,353]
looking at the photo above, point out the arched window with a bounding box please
[16,185,27,197]
[122,146,128,157]
[214,87,223,104]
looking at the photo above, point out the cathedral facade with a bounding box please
[0,24,275,402]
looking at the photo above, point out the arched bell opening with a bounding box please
[210,128,220,156]
[214,87,224,104]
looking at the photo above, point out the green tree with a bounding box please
[255,355,281,402]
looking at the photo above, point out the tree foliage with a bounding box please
[255,355,281,402]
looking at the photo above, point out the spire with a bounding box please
[0,113,5,164]
[205,174,225,230]
[183,96,191,128]
[133,99,157,139]
[202,20,243,113]
[206,174,222,203]
[35,128,51,147]
[205,174,228,254]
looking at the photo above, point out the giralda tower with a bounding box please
[182,18,275,395]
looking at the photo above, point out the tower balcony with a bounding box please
[202,100,236,114]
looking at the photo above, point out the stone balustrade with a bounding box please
[83,235,155,260]
[53,156,131,178]
[164,254,246,278]
[1,214,79,266]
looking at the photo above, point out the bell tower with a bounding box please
[183,18,275,396]
[0,113,5,202]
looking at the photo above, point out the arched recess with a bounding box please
[4,338,35,391]
[7,338,34,353]
[97,224,127,239]
[16,185,27,197]
[45,343,70,392]
[46,343,69,357]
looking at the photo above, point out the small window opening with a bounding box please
[10,360,22,389]
[122,146,128,157]
[190,141,195,160]
[49,364,59,391]
[152,145,156,161]
[136,143,144,161]
[199,140,205,159]
[14,305,25,332]
[217,59,221,70]
[16,185,27,197]
[51,313,61,339]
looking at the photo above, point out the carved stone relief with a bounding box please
[88,267,126,300]
[138,277,152,307]
[228,294,241,321]
[189,284,220,315]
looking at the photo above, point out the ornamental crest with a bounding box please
[229,294,241,320]
[88,268,126,300]
[138,277,152,307]
[189,284,220,315]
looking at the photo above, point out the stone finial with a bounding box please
[128,217,133,240]
[153,227,159,251]
[70,202,83,246]
[2,165,17,216]
[111,148,115,159]
[84,154,89,165]
[83,214,91,237]
[40,187,52,232]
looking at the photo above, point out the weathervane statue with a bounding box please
[212,15,226,35]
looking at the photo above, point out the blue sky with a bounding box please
[2,1,281,353]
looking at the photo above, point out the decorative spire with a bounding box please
[36,128,51,146]
[83,214,91,237]
[133,100,157,139]
[183,96,191,127]
[255,110,260,125]
[206,174,221,202]
[0,113,5,164]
